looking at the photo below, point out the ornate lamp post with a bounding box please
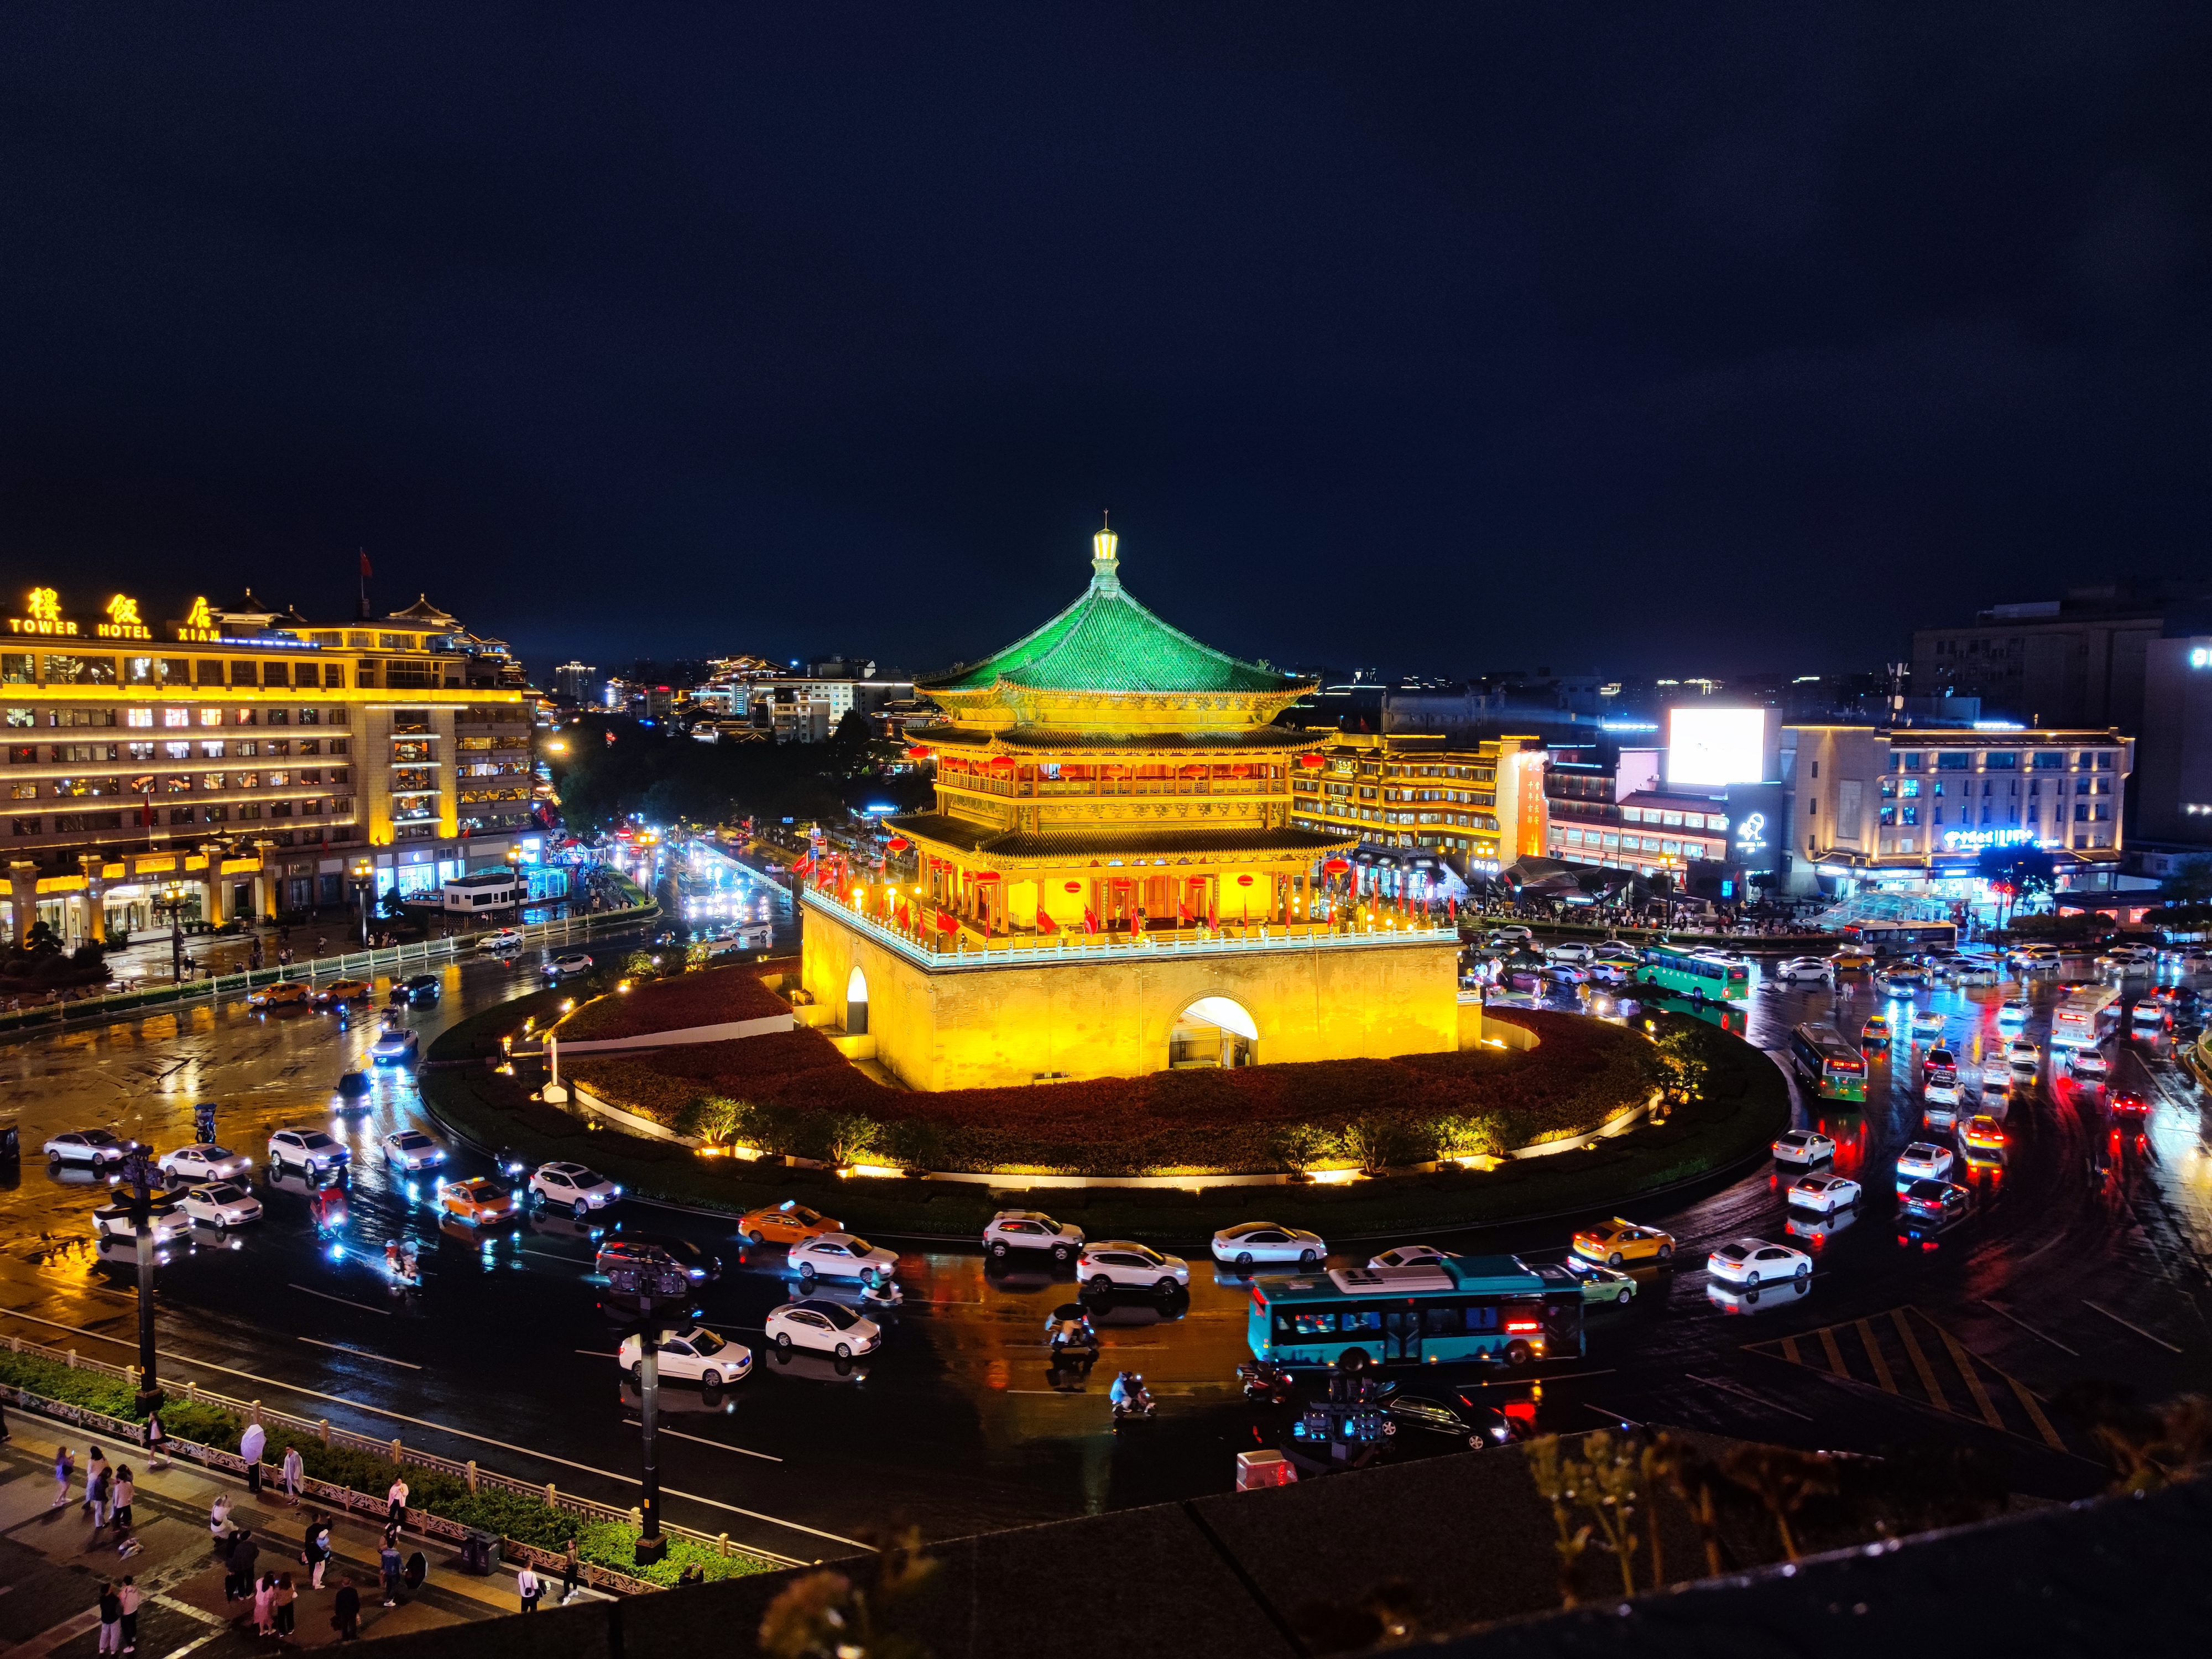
[115,1141,164,1415]
[600,1257,695,1566]
[351,858,375,947]
[150,880,191,983]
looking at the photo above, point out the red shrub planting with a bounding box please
[557,963,791,1042]
[568,1009,1656,1176]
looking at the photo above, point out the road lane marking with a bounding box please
[0,1306,858,1548]
[1854,1319,1896,1393]
[1583,1404,1645,1427]
[1816,1326,1846,1376]
[1458,1369,1615,1390]
[2082,1299,2183,1353]
[288,1284,392,1316]
[575,1349,618,1357]
[1779,1335,1802,1365]
[1682,1373,1812,1421]
[1891,1309,1949,1411]
[149,1593,227,1626]
[1934,1325,2005,1431]
[620,1421,781,1462]
[2008,1376,2067,1452]
[299,1337,420,1370]
[1979,1299,2078,1355]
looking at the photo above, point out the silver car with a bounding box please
[1211,1221,1326,1268]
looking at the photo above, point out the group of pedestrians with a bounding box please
[51,1444,143,1556]
[91,1578,140,1655]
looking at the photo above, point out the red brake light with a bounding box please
[1505,1318,1541,1332]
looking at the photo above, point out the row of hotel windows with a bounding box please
[12,799,352,834]
[1,654,455,690]
[13,740,346,763]
[1873,830,2113,853]
[1556,828,1723,860]
[7,705,346,729]
[1874,802,2111,827]
[12,771,348,795]
[1621,806,1726,830]
[1880,749,2119,773]
[1297,807,1503,831]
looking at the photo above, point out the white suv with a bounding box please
[530,1161,621,1215]
[267,1128,350,1177]
[983,1211,1084,1264]
[1077,1240,1190,1294]
[477,928,526,953]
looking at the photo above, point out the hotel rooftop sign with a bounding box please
[8,588,240,645]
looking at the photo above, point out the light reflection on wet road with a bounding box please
[2,938,2206,1554]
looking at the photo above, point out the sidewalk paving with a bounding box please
[0,1415,583,1659]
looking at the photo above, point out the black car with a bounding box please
[403,974,440,1006]
[1898,1178,1973,1227]
[331,1072,374,1113]
[596,1235,721,1285]
[1385,1391,1524,1450]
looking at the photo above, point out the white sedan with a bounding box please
[1786,1174,1861,1215]
[1911,1010,1947,1037]
[1707,1238,1811,1287]
[529,1162,621,1216]
[1770,1130,1836,1166]
[1212,1222,1326,1269]
[178,1182,263,1229]
[1367,1245,1460,1271]
[476,928,526,953]
[370,1026,419,1063]
[542,952,594,977]
[789,1232,900,1289]
[2070,1045,2112,1080]
[93,1200,193,1245]
[1996,1000,2030,1025]
[159,1144,253,1183]
[1077,1240,1190,1293]
[764,1298,882,1360]
[1544,942,1594,964]
[45,1130,130,1168]
[615,1327,751,1388]
[1772,957,1833,984]
[1895,1142,1955,1187]
[2006,1037,2039,1067]
[1980,1060,2012,1091]
[381,1130,448,1173]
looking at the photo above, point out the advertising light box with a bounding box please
[1667,707,1766,787]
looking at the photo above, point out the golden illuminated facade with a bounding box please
[3,584,533,943]
[801,526,1467,1091]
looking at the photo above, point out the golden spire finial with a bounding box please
[1091,509,1120,591]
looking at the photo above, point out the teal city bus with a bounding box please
[1245,1256,1584,1371]
[1788,1021,1868,1103]
[1639,943,1751,1001]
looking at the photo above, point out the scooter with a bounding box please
[1108,1371,1156,1422]
[384,1241,421,1288]
[1238,1358,1298,1407]
[1046,1304,1099,1368]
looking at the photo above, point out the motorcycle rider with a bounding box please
[1109,1370,1153,1416]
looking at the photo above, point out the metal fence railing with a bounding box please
[0,1332,791,1576]
[0,894,660,1039]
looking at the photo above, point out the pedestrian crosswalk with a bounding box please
[1742,1304,2077,1454]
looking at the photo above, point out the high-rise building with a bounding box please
[3,582,538,943]
[553,661,596,701]
[1287,731,1538,882]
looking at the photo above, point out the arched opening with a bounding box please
[1169,995,1258,1070]
[845,965,869,1036]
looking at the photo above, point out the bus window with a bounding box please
[1341,1310,1383,1334]
[1424,1308,1459,1335]
[1291,1312,1336,1337]
[1464,1306,1499,1332]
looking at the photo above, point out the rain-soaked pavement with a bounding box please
[2,933,2207,1561]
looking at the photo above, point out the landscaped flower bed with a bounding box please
[556,962,792,1042]
[569,1010,1657,1176]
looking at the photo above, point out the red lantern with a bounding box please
[1236,874,1254,887]
[885,836,910,853]
[1322,858,1350,877]
[972,870,1001,883]
[1063,880,1083,893]
[1298,753,1325,769]
[906,745,934,761]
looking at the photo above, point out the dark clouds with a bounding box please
[2,5,2205,679]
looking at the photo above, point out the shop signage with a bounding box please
[1939,827,2037,851]
[175,597,222,643]
[1732,810,1768,858]
[8,587,217,643]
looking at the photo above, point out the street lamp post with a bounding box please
[352,858,375,948]
[601,1262,692,1567]
[116,1142,163,1415]
[151,881,190,983]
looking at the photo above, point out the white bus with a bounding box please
[2051,984,2119,1050]
[441,869,520,914]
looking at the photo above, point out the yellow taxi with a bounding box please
[439,1177,519,1225]
[247,981,313,1009]
[1571,1217,1676,1266]
[314,978,374,1006]
[738,1199,842,1247]
[1830,947,1876,973]
[1860,1013,1890,1046]
[1959,1115,2007,1152]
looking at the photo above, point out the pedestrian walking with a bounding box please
[384,1475,408,1529]
[305,1517,331,1589]
[144,1408,168,1470]
[280,1445,302,1505]
[379,1541,403,1608]
[118,1577,140,1655]
[53,1444,75,1508]
[517,1564,541,1613]
[274,1574,296,1640]
[229,1530,259,1605]
[82,1445,109,1517]
[253,1572,276,1637]
[110,1467,135,1544]
[87,1460,113,1538]
[560,1535,580,1604]
[331,1576,360,1642]
[96,1583,122,1656]
[240,1420,267,1495]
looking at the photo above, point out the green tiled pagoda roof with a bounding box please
[916,568,1301,696]
[908,722,1312,751]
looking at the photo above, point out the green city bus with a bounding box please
[1245,1256,1584,1371]
[1788,1021,1868,1103]
[1638,943,1751,1000]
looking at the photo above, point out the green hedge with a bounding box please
[1,1349,765,1585]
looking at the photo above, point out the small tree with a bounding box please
[758,1526,938,1659]
[1526,1436,1593,1609]
[1720,1443,1836,1561]
[1269,1121,1342,1174]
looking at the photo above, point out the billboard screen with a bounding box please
[1667,707,1766,787]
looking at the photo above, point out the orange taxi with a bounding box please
[1571,1217,1676,1267]
[1959,1115,2007,1152]
[439,1177,519,1225]
[738,1199,842,1247]
[315,979,374,1006]
[1860,1014,1890,1046]
[248,981,313,1010]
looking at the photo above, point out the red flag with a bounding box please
[359,550,374,578]
[1083,906,1098,935]
[1448,896,1458,922]
[1036,907,1057,934]
[1177,893,1191,924]
[1131,909,1145,938]
[1207,893,1217,930]
[934,910,958,934]
[896,901,911,931]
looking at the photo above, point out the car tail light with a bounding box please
[1505,1318,1540,1333]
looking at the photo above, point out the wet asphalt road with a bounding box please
[1,935,2207,1559]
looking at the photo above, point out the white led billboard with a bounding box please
[1667,707,1766,787]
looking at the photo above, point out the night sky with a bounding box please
[4,7,2206,682]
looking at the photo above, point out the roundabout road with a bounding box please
[2,935,2206,1557]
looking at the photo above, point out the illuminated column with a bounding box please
[198,844,229,927]
[9,859,38,945]
[79,854,107,944]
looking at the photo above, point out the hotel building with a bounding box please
[3,585,536,943]
[1288,731,1544,886]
